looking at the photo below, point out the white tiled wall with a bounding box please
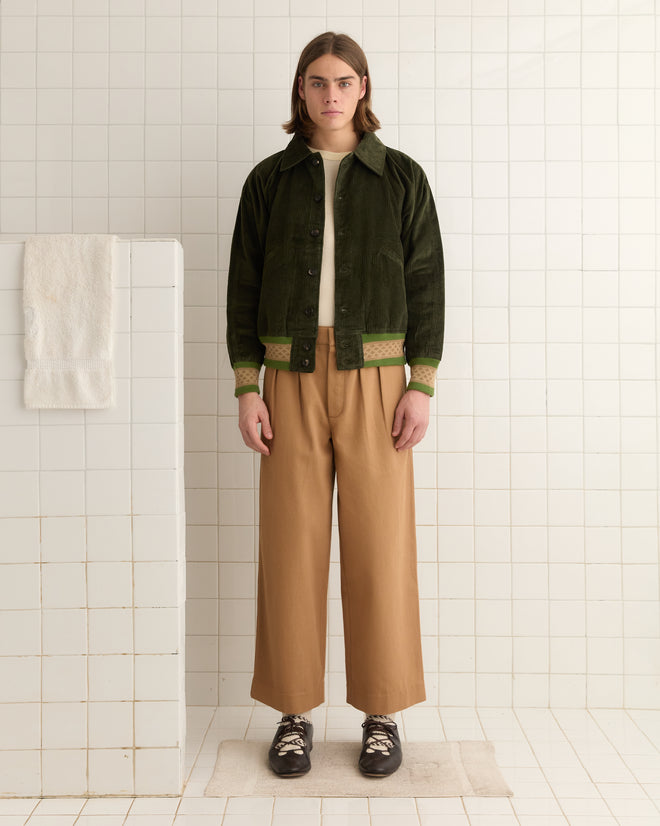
[0,239,186,796]
[0,0,657,751]
[206,2,659,713]
[209,0,660,712]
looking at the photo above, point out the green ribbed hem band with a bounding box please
[263,359,290,370]
[409,357,440,368]
[407,381,435,397]
[260,336,293,344]
[363,357,406,368]
[362,332,405,342]
[235,384,260,397]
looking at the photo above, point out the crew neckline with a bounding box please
[307,145,352,161]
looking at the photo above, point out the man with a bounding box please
[226,32,444,778]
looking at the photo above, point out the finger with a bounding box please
[391,404,405,437]
[394,419,416,450]
[399,429,423,451]
[401,428,423,451]
[242,421,270,456]
[260,410,273,441]
[252,425,271,455]
[250,434,270,456]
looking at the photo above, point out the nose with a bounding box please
[323,84,338,103]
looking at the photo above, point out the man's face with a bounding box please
[298,53,367,141]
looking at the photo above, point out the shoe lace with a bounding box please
[362,715,396,757]
[273,715,309,757]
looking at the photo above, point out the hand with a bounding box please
[391,389,430,451]
[238,392,273,456]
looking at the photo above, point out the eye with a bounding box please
[312,81,323,87]
[340,81,351,87]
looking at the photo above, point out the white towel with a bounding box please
[23,233,117,409]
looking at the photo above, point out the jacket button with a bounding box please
[312,158,320,167]
[341,340,350,348]
[310,228,320,237]
[303,342,311,351]
[307,268,317,276]
[301,358,310,367]
[314,194,322,202]
[340,307,348,314]
[304,306,315,317]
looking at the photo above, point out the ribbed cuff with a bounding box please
[233,364,261,397]
[408,360,439,397]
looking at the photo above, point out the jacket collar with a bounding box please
[354,132,387,175]
[279,131,386,176]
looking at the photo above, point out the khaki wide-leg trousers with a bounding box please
[250,327,426,714]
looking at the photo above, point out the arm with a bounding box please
[391,163,443,450]
[227,169,274,452]
[226,170,269,397]
[401,162,445,398]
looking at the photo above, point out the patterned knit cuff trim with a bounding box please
[408,362,438,397]
[234,364,261,397]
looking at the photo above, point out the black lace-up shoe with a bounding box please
[358,715,402,777]
[268,714,314,777]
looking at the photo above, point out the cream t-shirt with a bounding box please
[309,146,351,326]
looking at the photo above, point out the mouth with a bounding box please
[322,110,342,115]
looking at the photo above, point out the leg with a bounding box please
[250,355,335,713]
[332,362,426,714]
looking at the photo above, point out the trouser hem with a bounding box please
[250,681,325,714]
[346,685,427,715]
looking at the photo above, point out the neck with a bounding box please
[309,128,360,153]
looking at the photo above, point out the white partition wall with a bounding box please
[0,239,186,797]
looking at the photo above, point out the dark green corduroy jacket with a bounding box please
[226,131,445,397]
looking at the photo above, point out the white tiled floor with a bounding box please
[1,705,659,826]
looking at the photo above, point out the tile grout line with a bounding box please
[471,706,520,826]
[543,0,551,717]
[593,707,660,818]
[511,707,571,825]
[579,0,588,713]
[615,0,624,719]
[551,707,624,825]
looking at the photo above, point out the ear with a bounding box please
[297,75,305,101]
[359,75,367,100]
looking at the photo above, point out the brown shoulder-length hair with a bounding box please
[283,31,381,139]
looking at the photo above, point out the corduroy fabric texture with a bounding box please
[226,131,445,386]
